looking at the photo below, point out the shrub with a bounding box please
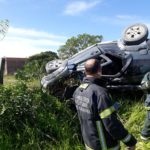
[15,51,58,81]
[0,82,83,149]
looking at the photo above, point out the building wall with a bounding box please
[4,57,27,75]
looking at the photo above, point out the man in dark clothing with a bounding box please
[73,58,137,150]
[141,72,150,141]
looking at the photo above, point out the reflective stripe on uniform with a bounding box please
[145,106,150,110]
[108,144,120,150]
[122,134,132,143]
[100,105,116,119]
[96,121,107,150]
[85,144,94,150]
[79,83,89,89]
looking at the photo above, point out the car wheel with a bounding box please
[45,59,64,73]
[122,23,148,45]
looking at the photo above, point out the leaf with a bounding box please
[0,104,6,115]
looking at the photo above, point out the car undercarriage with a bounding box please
[41,23,150,96]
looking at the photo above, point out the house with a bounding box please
[4,57,27,75]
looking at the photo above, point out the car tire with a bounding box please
[122,23,148,45]
[46,59,64,73]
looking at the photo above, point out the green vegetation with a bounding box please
[2,31,149,149]
[118,99,150,150]
[1,75,150,149]
[4,75,17,85]
[15,51,58,81]
[58,33,103,59]
[0,78,84,149]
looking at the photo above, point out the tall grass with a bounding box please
[118,99,150,150]
[0,79,84,149]
[1,76,150,149]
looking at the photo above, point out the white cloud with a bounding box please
[64,1,100,16]
[92,15,145,26]
[0,26,67,58]
[8,27,66,39]
[116,15,139,20]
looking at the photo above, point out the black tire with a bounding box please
[46,59,64,73]
[122,23,148,45]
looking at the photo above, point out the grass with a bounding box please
[2,75,150,149]
[4,75,17,85]
[117,96,150,150]
[4,75,40,88]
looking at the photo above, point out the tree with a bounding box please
[16,51,58,81]
[27,51,58,78]
[0,19,9,40]
[27,51,58,68]
[58,33,103,59]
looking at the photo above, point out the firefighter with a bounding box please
[73,58,137,150]
[141,72,150,141]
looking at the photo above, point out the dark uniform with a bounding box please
[73,77,137,150]
[141,72,150,139]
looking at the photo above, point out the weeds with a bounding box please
[1,76,150,149]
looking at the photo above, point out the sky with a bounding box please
[0,0,150,58]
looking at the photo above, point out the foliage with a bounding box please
[27,51,58,63]
[0,81,83,149]
[0,19,9,40]
[117,98,150,150]
[15,51,58,81]
[2,75,150,149]
[58,33,103,59]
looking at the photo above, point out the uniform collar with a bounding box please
[83,77,106,87]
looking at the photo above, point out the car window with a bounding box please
[101,54,123,75]
[75,55,112,72]
[76,54,123,76]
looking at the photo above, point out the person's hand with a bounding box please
[126,145,136,150]
[141,72,150,90]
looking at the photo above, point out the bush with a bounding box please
[15,51,58,81]
[2,78,150,149]
[0,82,83,149]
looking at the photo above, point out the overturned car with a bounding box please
[41,23,150,94]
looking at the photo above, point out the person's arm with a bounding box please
[97,92,137,148]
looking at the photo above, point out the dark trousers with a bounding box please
[141,94,150,137]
